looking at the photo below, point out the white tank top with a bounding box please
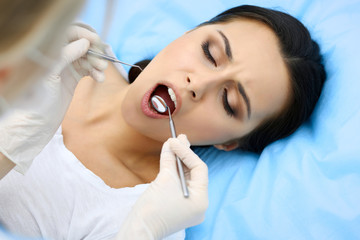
[0,128,185,240]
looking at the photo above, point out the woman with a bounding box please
[0,5,326,240]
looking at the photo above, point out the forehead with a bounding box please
[214,19,290,120]
[208,18,286,76]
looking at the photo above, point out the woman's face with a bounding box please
[122,18,290,147]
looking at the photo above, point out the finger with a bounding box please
[66,25,102,45]
[87,54,108,72]
[176,135,191,179]
[78,57,92,73]
[177,134,190,147]
[168,139,208,184]
[73,64,88,80]
[159,139,177,173]
[62,38,90,65]
[77,55,107,82]
[56,39,89,77]
[90,69,105,83]
[168,138,200,170]
[72,22,97,33]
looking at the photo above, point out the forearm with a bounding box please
[0,151,15,179]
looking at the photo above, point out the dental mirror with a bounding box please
[151,95,167,113]
[150,95,189,198]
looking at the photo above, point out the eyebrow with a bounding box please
[217,30,233,61]
[237,82,251,119]
[217,30,251,119]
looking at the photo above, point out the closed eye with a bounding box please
[223,88,235,117]
[201,41,217,67]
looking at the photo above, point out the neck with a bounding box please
[99,104,163,167]
[63,68,163,172]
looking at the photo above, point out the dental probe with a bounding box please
[87,49,143,71]
[151,95,190,198]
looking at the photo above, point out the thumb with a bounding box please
[52,38,90,76]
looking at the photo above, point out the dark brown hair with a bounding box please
[129,5,326,153]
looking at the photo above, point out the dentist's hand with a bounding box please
[0,23,107,175]
[58,23,108,86]
[116,135,209,240]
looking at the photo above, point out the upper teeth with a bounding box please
[168,87,177,108]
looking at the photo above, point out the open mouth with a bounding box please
[149,85,177,115]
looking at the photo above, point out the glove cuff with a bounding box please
[0,146,29,174]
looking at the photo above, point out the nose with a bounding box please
[186,72,223,101]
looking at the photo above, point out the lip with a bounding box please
[141,82,181,119]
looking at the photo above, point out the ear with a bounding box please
[214,141,239,151]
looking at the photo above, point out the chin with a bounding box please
[121,99,168,142]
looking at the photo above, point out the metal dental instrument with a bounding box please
[151,95,189,198]
[87,49,143,71]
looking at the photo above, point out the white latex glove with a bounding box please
[0,24,107,174]
[116,134,208,240]
[59,23,108,84]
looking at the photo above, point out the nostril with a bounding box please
[187,77,191,83]
[192,91,196,98]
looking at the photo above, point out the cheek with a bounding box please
[157,37,200,71]
[121,92,139,123]
[174,109,237,145]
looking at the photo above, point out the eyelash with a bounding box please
[222,88,235,117]
[201,41,217,67]
[201,41,233,117]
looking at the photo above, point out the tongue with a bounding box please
[152,85,175,114]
